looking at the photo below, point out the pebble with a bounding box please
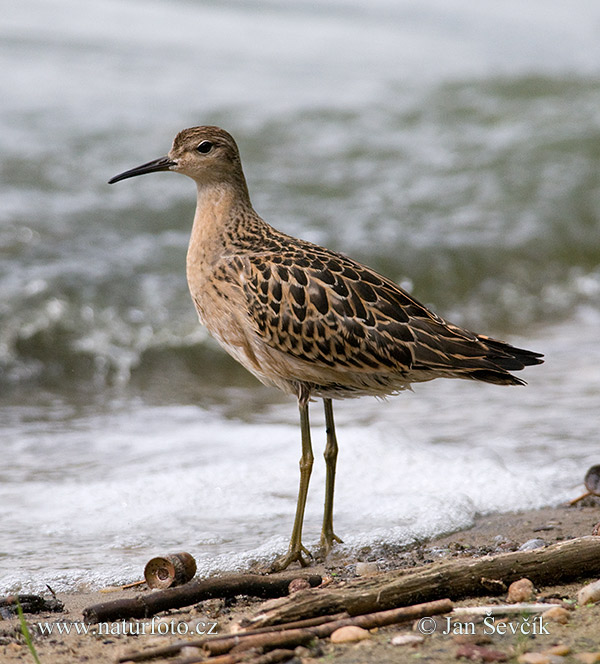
[545,645,571,656]
[355,562,379,577]
[507,578,535,603]
[517,654,548,664]
[390,634,424,646]
[330,625,371,643]
[180,646,204,658]
[288,578,311,594]
[575,654,600,664]
[541,606,570,624]
[517,653,561,664]
[518,539,547,551]
[456,643,507,662]
[578,579,600,606]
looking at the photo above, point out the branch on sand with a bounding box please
[83,573,322,624]
[247,536,600,628]
[117,598,453,662]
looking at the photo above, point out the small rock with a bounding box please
[456,643,507,662]
[294,646,314,658]
[578,579,600,606]
[518,539,547,551]
[390,633,424,646]
[545,644,570,656]
[575,653,600,664]
[507,578,535,603]
[481,577,508,593]
[517,654,553,664]
[493,536,518,552]
[355,562,379,577]
[330,625,371,643]
[541,606,570,624]
[180,647,203,658]
[288,578,311,594]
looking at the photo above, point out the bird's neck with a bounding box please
[187,180,255,279]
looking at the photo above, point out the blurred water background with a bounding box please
[1,0,599,591]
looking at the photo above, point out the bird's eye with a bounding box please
[196,141,214,154]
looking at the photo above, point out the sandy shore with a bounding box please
[2,503,600,663]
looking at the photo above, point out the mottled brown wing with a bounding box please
[233,241,540,385]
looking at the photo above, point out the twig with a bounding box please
[452,603,560,616]
[569,490,592,506]
[100,580,146,593]
[117,598,452,662]
[85,572,322,623]
[204,598,452,656]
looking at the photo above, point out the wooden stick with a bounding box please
[100,579,146,593]
[235,611,349,635]
[205,598,452,656]
[246,536,600,628]
[84,572,322,624]
[115,613,347,663]
[117,598,452,662]
[452,603,559,617]
[569,490,592,506]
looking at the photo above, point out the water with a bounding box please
[1,0,599,592]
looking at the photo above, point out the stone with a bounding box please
[330,625,371,643]
[517,654,553,664]
[288,577,311,594]
[545,644,570,656]
[518,539,547,551]
[355,562,379,577]
[390,633,424,646]
[575,654,600,664]
[541,606,570,624]
[456,643,507,661]
[578,579,600,606]
[180,647,203,658]
[507,578,535,603]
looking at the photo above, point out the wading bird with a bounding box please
[109,126,543,570]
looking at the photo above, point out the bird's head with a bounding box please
[108,126,244,188]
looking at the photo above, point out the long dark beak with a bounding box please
[108,156,176,184]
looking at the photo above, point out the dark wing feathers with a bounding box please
[235,239,543,389]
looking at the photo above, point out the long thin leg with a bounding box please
[271,393,314,571]
[320,398,343,555]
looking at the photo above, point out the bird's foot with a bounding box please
[319,530,343,559]
[270,543,312,572]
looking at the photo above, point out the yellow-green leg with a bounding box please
[271,395,314,571]
[320,398,343,555]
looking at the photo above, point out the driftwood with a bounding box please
[84,573,321,624]
[246,536,600,627]
[117,613,349,663]
[0,593,64,615]
[206,599,452,657]
[452,603,562,617]
[117,598,452,662]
